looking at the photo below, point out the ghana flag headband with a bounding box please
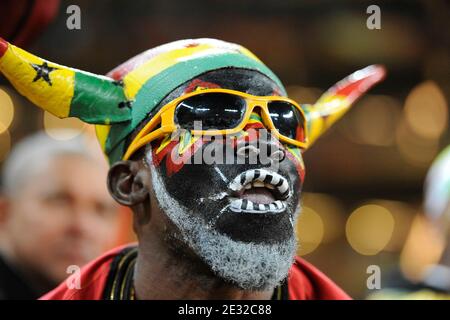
[0,38,386,164]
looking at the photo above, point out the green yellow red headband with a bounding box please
[0,38,385,164]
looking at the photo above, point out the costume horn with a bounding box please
[0,38,131,125]
[303,64,386,148]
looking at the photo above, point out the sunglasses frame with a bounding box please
[123,88,309,160]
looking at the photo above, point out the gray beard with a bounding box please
[147,153,298,291]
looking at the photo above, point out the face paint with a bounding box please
[145,69,304,289]
[148,150,298,290]
[150,123,303,241]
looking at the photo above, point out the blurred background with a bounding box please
[0,0,449,298]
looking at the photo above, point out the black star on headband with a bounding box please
[31,62,58,86]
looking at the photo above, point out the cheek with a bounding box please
[10,194,75,242]
[7,202,63,263]
[89,217,120,247]
[9,196,51,232]
[147,143,230,217]
[150,132,207,177]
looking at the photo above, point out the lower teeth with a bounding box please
[229,199,286,213]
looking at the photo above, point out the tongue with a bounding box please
[241,188,275,204]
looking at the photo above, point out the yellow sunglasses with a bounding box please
[123,88,308,160]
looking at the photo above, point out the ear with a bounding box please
[107,160,150,206]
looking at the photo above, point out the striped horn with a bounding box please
[0,38,131,125]
[303,64,386,148]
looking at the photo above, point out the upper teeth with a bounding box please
[228,169,291,200]
[252,181,265,188]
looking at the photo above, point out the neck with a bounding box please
[133,225,273,300]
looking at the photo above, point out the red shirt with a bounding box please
[40,244,350,300]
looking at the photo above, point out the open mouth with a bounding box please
[227,169,291,214]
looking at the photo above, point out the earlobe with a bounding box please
[107,160,149,206]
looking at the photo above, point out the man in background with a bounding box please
[0,130,120,299]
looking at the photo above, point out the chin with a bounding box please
[210,168,299,244]
[151,164,299,290]
[214,209,295,244]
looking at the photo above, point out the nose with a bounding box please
[67,206,95,238]
[236,138,285,162]
[236,124,286,164]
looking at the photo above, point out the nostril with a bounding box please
[237,145,259,158]
[270,149,285,162]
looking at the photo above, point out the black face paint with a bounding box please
[147,68,304,245]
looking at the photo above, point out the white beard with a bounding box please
[147,152,298,290]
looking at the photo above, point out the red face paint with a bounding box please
[0,38,8,58]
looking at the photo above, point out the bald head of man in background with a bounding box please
[0,130,120,299]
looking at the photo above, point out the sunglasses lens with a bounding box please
[268,101,306,142]
[175,93,246,130]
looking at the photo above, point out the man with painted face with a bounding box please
[0,38,385,300]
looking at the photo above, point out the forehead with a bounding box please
[157,68,283,108]
[40,155,107,188]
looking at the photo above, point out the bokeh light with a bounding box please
[369,200,415,252]
[346,204,395,255]
[400,214,446,281]
[404,81,448,140]
[302,192,346,243]
[0,87,15,134]
[0,126,11,162]
[342,95,402,146]
[396,118,440,167]
[296,206,324,256]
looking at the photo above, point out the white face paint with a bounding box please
[146,151,300,290]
